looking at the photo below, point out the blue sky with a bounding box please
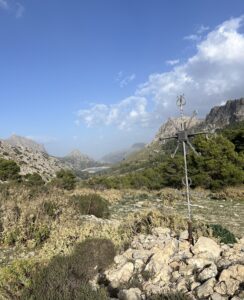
[1,0,244,158]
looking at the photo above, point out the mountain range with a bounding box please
[0,98,243,180]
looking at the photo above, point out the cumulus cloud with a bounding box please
[0,0,8,10]
[77,16,244,130]
[77,96,149,130]
[116,71,136,87]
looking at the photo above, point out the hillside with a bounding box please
[60,149,101,174]
[5,135,47,153]
[101,143,146,164]
[85,98,244,190]
[123,98,244,164]
[0,136,103,180]
[0,139,65,181]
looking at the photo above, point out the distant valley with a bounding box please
[0,98,243,181]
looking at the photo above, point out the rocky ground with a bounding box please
[99,227,244,300]
[0,186,243,299]
[110,188,244,237]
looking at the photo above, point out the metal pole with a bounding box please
[182,141,193,244]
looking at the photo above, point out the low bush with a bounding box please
[51,169,76,190]
[209,224,237,244]
[3,228,19,246]
[24,173,45,186]
[43,201,58,218]
[33,225,50,246]
[23,238,115,299]
[71,194,110,218]
[0,259,37,299]
[0,158,20,181]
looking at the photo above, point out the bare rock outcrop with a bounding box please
[100,228,244,300]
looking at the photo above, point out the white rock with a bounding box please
[151,265,172,285]
[134,259,144,272]
[179,230,189,240]
[198,263,218,282]
[178,240,192,259]
[176,277,188,293]
[214,281,227,295]
[191,281,201,291]
[145,241,177,274]
[218,264,244,295]
[179,264,194,276]
[118,288,142,300]
[132,250,151,263]
[114,255,127,266]
[211,292,228,300]
[106,262,134,288]
[171,271,181,282]
[151,227,171,237]
[188,257,213,270]
[196,278,216,298]
[193,237,221,260]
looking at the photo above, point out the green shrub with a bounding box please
[43,201,58,218]
[4,229,19,246]
[149,292,191,300]
[71,194,110,218]
[189,135,244,190]
[33,225,50,246]
[51,169,76,190]
[209,224,237,244]
[0,259,37,299]
[24,224,50,246]
[0,158,20,181]
[23,239,115,299]
[24,173,45,186]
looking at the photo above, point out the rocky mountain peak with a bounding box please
[152,115,202,144]
[5,134,47,153]
[67,149,87,158]
[65,149,93,162]
[205,98,244,128]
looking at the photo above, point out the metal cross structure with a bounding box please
[161,95,212,244]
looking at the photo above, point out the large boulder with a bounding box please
[196,278,216,298]
[145,239,178,274]
[193,237,221,260]
[218,264,244,296]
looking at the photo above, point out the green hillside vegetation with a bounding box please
[0,158,21,181]
[85,124,244,190]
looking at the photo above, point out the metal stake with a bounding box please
[160,95,213,245]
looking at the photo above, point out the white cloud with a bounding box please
[16,2,24,18]
[184,24,210,42]
[77,96,149,130]
[116,71,136,87]
[166,59,180,66]
[0,0,8,10]
[77,16,244,130]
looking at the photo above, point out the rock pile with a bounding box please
[101,228,244,299]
